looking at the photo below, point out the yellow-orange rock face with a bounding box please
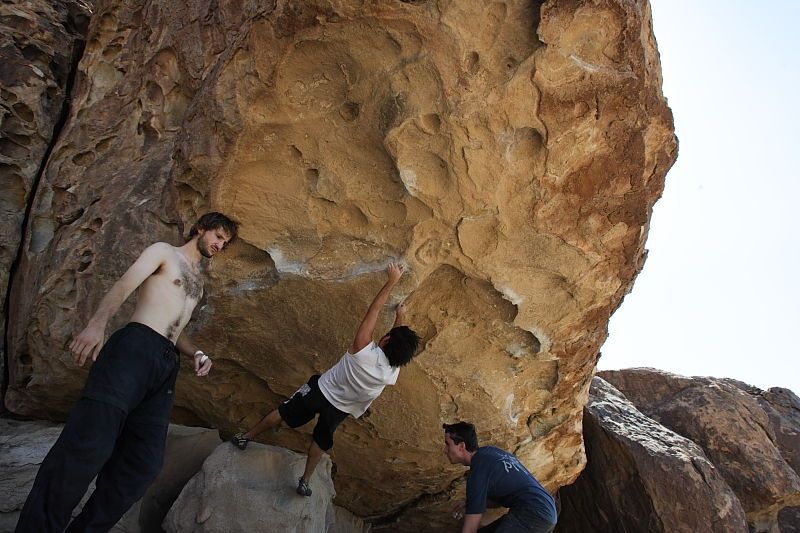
[5,0,676,527]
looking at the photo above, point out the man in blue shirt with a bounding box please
[443,422,557,533]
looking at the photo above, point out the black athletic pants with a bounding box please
[15,323,179,533]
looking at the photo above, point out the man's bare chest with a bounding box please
[171,260,204,301]
[149,260,204,303]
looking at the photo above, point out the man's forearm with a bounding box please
[87,282,128,327]
[461,514,481,533]
[393,302,407,327]
[176,332,200,357]
[360,280,398,331]
[368,281,396,317]
[351,263,403,353]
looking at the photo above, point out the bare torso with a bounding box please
[129,244,203,343]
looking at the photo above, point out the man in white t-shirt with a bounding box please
[230,263,420,496]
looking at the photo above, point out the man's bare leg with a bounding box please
[243,409,282,440]
[301,441,325,482]
[231,409,283,450]
[296,440,325,496]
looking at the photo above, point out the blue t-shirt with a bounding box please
[465,446,557,523]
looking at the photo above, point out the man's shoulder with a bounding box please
[136,242,183,271]
[348,341,379,357]
[477,446,502,456]
[473,446,508,464]
[143,242,182,260]
[141,241,176,254]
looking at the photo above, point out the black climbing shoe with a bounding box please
[296,477,312,497]
[230,433,250,451]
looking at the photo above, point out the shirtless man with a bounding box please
[15,212,238,533]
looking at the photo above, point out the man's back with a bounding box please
[318,341,399,418]
[466,446,557,522]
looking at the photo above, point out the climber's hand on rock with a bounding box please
[387,262,404,285]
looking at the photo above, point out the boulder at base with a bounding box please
[0,419,219,533]
[164,442,368,532]
[137,426,221,532]
[0,419,68,532]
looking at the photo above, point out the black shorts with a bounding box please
[278,374,348,451]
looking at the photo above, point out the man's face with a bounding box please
[443,434,465,465]
[197,227,232,258]
[378,333,390,348]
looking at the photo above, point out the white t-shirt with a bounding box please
[318,341,400,418]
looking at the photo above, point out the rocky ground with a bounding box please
[0,420,369,532]
[3,369,797,531]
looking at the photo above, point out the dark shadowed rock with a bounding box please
[778,506,800,533]
[0,0,90,395]
[600,368,800,532]
[556,377,748,533]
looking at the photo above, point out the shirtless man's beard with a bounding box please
[197,233,217,258]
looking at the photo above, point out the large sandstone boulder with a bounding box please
[0,419,218,533]
[0,0,90,389]
[3,0,677,526]
[556,378,748,533]
[600,369,800,532]
[164,442,368,532]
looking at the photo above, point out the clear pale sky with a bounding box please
[598,0,800,393]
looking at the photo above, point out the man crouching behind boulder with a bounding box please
[443,421,558,533]
[15,212,238,533]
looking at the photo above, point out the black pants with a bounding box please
[15,323,179,533]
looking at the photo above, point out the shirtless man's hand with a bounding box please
[192,350,213,377]
[70,321,105,367]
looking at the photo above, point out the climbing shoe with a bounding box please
[230,433,250,451]
[296,477,312,497]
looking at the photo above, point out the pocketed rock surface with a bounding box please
[0,0,91,386]
[3,0,676,527]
